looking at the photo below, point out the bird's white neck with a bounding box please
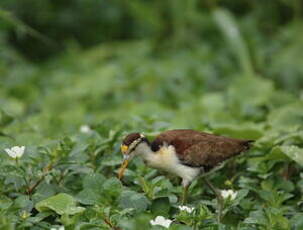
[135,142,177,168]
[134,142,155,162]
[134,141,200,186]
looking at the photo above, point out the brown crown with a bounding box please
[122,133,141,146]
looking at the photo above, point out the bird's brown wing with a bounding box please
[151,129,253,169]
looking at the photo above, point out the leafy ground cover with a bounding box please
[1,8,303,230]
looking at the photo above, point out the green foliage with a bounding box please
[0,0,302,64]
[1,1,303,229]
[35,193,85,215]
[213,9,254,76]
[119,190,150,213]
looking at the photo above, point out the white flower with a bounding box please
[4,146,25,159]
[80,125,91,134]
[221,189,237,200]
[150,216,172,228]
[50,227,64,230]
[178,205,194,213]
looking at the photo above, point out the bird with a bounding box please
[118,129,253,219]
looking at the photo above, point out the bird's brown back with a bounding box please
[151,129,253,168]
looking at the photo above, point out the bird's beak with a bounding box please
[118,154,130,179]
[118,145,130,179]
[121,144,128,154]
[118,157,129,180]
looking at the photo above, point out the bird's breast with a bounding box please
[146,145,200,182]
[147,145,178,169]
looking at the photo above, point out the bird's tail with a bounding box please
[243,140,255,150]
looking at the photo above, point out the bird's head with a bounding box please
[118,132,149,179]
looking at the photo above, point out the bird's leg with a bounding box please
[201,167,223,222]
[203,177,223,222]
[181,185,189,204]
[181,180,190,204]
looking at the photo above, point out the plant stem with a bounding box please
[27,163,53,195]
[15,158,30,194]
[103,217,121,230]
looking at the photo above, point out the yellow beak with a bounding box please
[118,159,129,180]
[118,144,129,179]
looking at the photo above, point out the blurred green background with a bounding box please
[0,0,303,143]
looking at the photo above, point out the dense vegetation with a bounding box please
[1,1,303,229]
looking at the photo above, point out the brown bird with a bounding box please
[118,129,253,218]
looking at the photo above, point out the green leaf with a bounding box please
[150,197,170,217]
[170,225,192,230]
[231,189,249,207]
[119,190,150,213]
[0,110,14,128]
[77,189,101,205]
[244,209,267,226]
[227,76,274,108]
[77,177,122,205]
[212,123,263,139]
[82,173,106,190]
[290,213,303,230]
[0,196,13,210]
[279,145,303,166]
[267,102,303,131]
[247,146,289,174]
[102,177,123,198]
[35,193,85,215]
[13,195,33,212]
